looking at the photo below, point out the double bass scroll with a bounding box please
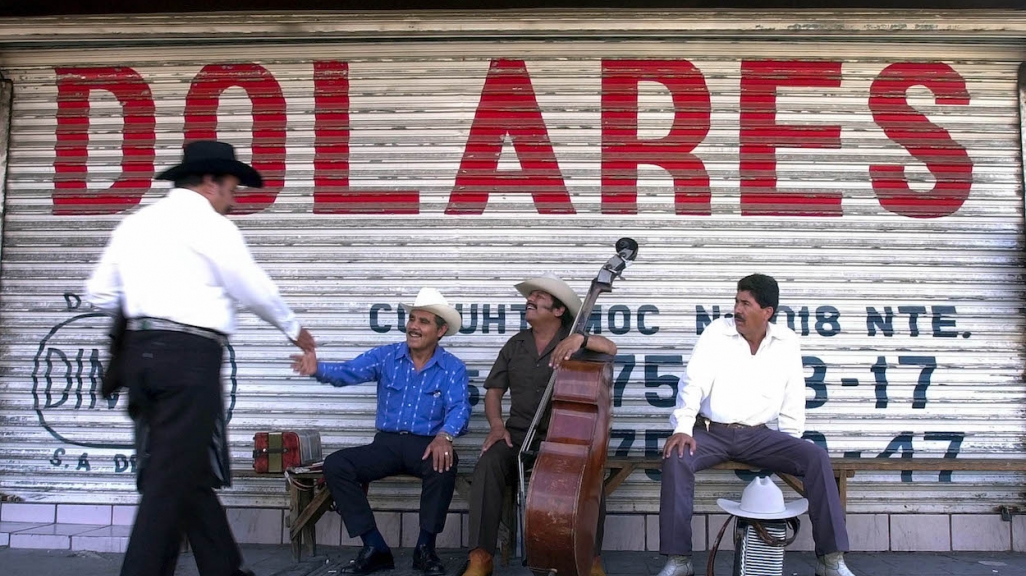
[518,238,639,576]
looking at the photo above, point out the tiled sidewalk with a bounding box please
[3,545,1026,576]
[1,502,134,552]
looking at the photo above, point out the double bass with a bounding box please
[518,238,639,576]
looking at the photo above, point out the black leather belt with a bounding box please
[127,317,228,346]
[696,415,766,430]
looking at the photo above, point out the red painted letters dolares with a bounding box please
[51,59,974,218]
[739,60,843,217]
[601,59,711,216]
[313,60,420,214]
[184,63,286,215]
[869,62,973,219]
[54,66,155,215]
[446,59,575,215]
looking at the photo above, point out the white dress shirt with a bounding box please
[85,188,301,340]
[671,317,806,438]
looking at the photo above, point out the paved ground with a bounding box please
[2,545,1025,576]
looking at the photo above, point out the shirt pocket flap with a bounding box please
[421,380,443,396]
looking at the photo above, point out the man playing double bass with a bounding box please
[460,273,618,576]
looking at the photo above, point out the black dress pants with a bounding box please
[119,330,242,576]
[323,431,458,539]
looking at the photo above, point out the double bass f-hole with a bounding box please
[517,238,638,576]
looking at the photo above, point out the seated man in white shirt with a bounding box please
[657,274,853,576]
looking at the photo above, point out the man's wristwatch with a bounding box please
[439,432,454,443]
[578,331,590,350]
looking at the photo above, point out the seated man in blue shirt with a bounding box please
[292,287,471,576]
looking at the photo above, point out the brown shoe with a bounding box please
[459,548,493,576]
[590,556,605,576]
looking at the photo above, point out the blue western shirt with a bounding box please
[314,342,470,437]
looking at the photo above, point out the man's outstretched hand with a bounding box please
[291,350,317,376]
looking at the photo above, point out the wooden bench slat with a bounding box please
[604,456,1026,473]
[832,458,1026,472]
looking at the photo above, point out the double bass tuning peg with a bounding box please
[615,237,639,262]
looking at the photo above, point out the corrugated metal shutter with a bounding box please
[0,15,1024,514]
[0,77,11,298]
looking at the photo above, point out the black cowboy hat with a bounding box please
[156,140,263,188]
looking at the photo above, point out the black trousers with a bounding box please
[119,330,242,576]
[323,431,459,539]
[467,438,606,556]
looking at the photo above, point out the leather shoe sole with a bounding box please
[341,550,395,575]
[413,552,446,576]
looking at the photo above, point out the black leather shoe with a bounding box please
[340,545,395,575]
[413,544,447,576]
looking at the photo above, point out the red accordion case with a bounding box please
[253,430,322,474]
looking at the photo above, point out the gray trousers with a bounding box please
[659,424,849,557]
[467,439,606,555]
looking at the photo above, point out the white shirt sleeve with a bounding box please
[671,330,716,435]
[85,230,124,314]
[202,221,301,340]
[776,338,807,438]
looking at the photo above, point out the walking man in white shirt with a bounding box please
[86,140,316,576]
[657,274,853,576]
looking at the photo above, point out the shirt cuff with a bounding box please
[779,426,803,439]
[673,416,697,436]
[313,361,328,380]
[282,319,302,342]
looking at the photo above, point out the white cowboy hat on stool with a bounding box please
[401,287,463,336]
[514,272,583,317]
[717,475,808,520]
[715,477,852,576]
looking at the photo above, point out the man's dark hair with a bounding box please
[737,274,779,313]
[434,315,446,331]
[551,296,574,328]
[174,173,228,189]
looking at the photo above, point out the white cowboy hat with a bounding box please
[514,272,583,317]
[717,476,809,520]
[400,287,462,338]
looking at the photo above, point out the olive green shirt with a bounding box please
[484,325,572,444]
